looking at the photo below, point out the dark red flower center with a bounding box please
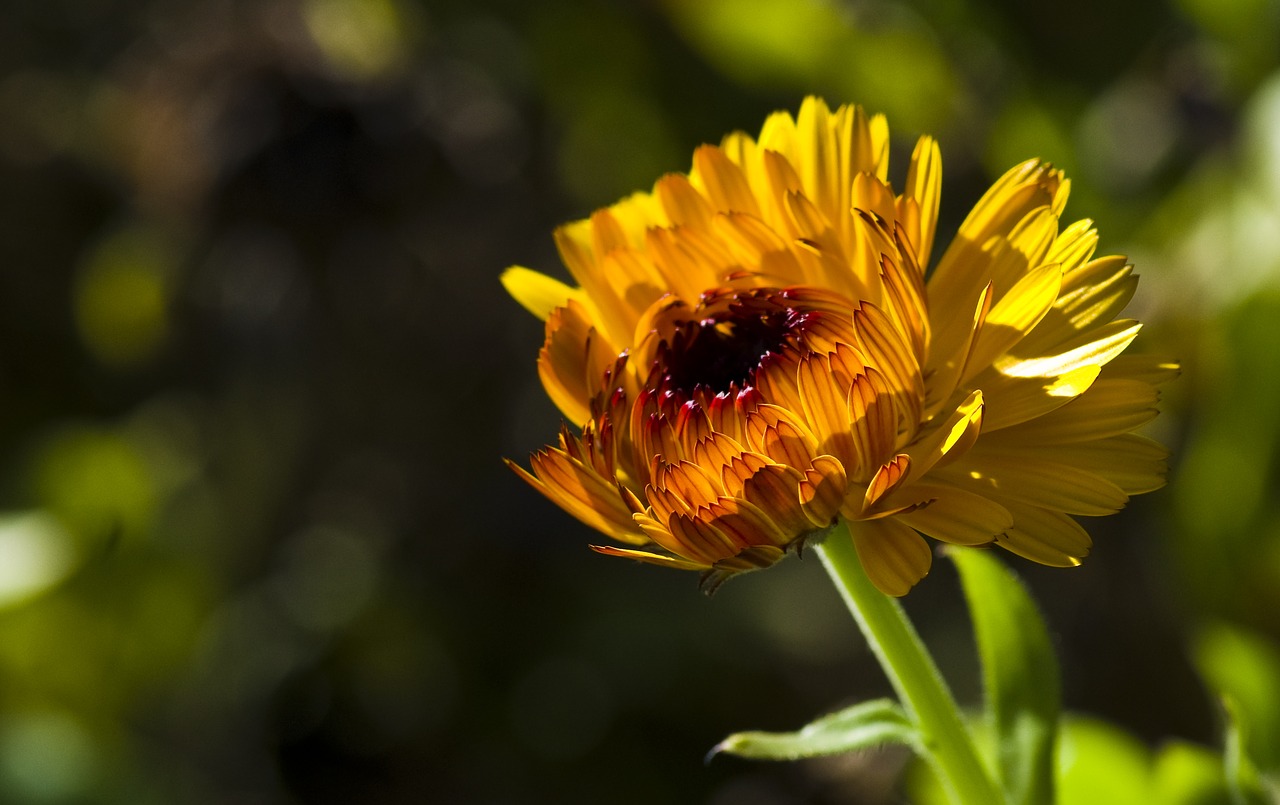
[658,291,803,396]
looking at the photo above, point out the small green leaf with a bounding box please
[1056,716,1150,805]
[709,698,918,761]
[1152,741,1231,805]
[950,547,1060,805]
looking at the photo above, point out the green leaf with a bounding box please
[1152,740,1231,805]
[1223,697,1271,805]
[709,698,918,761]
[950,547,1061,805]
[1056,716,1150,805]
[1193,622,1280,772]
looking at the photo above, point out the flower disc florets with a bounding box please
[659,291,800,397]
[504,97,1175,595]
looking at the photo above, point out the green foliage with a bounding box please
[3,0,1280,801]
[1223,698,1273,805]
[1152,741,1232,805]
[1194,623,1280,773]
[710,698,918,761]
[73,227,172,370]
[1056,717,1153,805]
[950,547,1060,805]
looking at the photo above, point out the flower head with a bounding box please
[505,98,1174,596]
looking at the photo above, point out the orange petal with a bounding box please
[591,544,708,571]
[537,300,617,425]
[860,454,911,514]
[796,354,857,470]
[799,455,848,528]
[507,452,642,545]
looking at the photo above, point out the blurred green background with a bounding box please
[2,0,1278,802]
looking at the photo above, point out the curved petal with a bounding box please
[900,135,941,267]
[892,484,1013,546]
[849,518,933,597]
[591,544,708,571]
[538,300,618,425]
[507,453,642,545]
[994,501,1092,567]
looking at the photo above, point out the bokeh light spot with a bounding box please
[74,228,171,369]
[34,427,157,549]
[0,712,98,802]
[0,512,76,610]
[304,0,420,80]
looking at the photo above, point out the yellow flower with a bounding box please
[504,98,1175,596]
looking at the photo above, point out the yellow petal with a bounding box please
[1099,353,1181,385]
[851,172,898,230]
[738,463,812,537]
[924,283,992,417]
[901,135,941,267]
[979,434,1168,495]
[866,113,890,181]
[939,451,1129,516]
[501,267,579,321]
[761,149,804,229]
[1045,218,1098,272]
[553,222,633,348]
[643,225,729,303]
[1018,257,1136,355]
[978,364,1101,431]
[984,378,1159,444]
[1000,206,1060,284]
[796,96,840,226]
[963,262,1064,382]
[537,301,615,425]
[893,483,1013,546]
[654,459,722,510]
[928,160,1061,304]
[879,245,929,364]
[993,501,1091,567]
[905,389,984,484]
[691,145,761,216]
[757,108,800,166]
[849,518,933,597]
[996,319,1142,378]
[958,160,1061,247]
[656,173,715,229]
[854,302,925,425]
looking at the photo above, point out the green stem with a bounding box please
[814,520,1002,805]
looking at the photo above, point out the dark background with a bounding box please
[1,0,1278,802]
